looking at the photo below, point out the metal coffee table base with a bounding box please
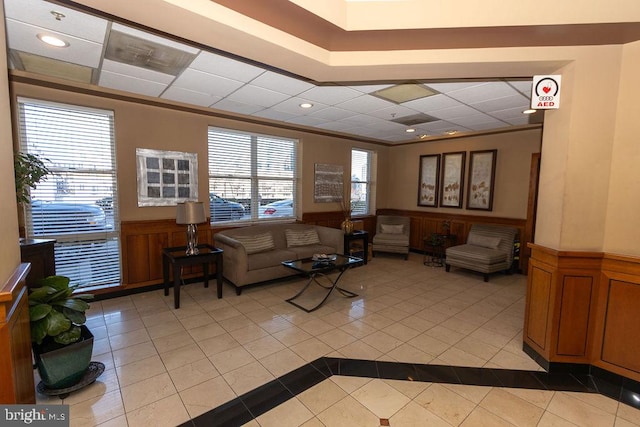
[286,269,358,313]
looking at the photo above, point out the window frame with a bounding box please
[351,148,373,216]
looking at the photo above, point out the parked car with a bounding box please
[259,199,293,218]
[209,193,245,221]
[30,200,108,235]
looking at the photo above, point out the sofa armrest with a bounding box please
[214,233,244,250]
[315,226,344,255]
[213,233,248,284]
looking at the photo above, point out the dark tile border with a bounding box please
[178,356,639,426]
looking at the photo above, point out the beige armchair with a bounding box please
[372,215,410,260]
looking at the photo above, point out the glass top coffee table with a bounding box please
[282,254,363,313]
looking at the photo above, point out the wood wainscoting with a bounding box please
[525,244,640,382]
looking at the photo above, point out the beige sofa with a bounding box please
[214,223,344,295]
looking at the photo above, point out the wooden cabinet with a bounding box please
[20,238,55,287]
[0,264,35,403]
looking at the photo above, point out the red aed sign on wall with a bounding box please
[531,75,561,109]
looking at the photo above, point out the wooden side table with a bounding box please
[343,230,369,264]
[162,244,223,309]
[423,233,457,267]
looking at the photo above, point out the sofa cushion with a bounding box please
[287,244,337,259]
[380,223,404,234]
[285,228,320,247]
[235,232,276,254]
[373,233,409,245]
[446,244,507,264]
[247,249,296,271]
[467,234,502,249]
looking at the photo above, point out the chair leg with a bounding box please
[445,264,451,272]
[236,286,242,296]
[483,274,489,282]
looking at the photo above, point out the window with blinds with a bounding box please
[208,128,298,223]
[351,149,372,216]
[18,98,121,290]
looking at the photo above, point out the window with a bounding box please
[208,128,298,222]
[351,149,372,216]
[18,98,120,290]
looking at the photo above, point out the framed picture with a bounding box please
[314,163,343,203]
[440,151,466,208]
[467,149,497,211]
[417,154,440,207]
[136,148,198,207]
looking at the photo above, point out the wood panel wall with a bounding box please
[525,244,640,382]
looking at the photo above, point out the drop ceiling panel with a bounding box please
[429,104,479,120]
[471,94,530,113]
[507,80,533,96]
[284,116,331,126]
[367,104,421,120]
[99,70,168,97]
[401,94,462,111]
[4,0,108,43]
[228,85,291,108]
[348,83,395,94]
[189,51,265,82]
[449,113,503,127]
[6,19,103,67]
[251,71,315,95]
[464,119,511,131]
[111,22,199,54]
[172,68,244,97]
[252,109,298,121]
[309,106,359,121]
[334,95,396,114]
[271,97,328,114]
[298,86,363,105]
[161,86,222,107]
[490,106,530,120]
[212,99,264,115]
[446,82,518,104]
[101,59,175,84]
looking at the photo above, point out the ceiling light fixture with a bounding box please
[445,130,458,135]
[406,128,416,133]
[419,134,428,139]
[299,103,313,109]
[50,11,66,21]
[523,109,537,114]
[37,34,69,48]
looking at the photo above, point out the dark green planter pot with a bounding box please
[34,326,94,389]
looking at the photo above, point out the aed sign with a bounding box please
[531,75,561,109]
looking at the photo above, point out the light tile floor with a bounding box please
[34,253,640,426]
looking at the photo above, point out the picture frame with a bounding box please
[467,149,497,211]
[314,163,343,203]
[136,148,198,207]
[417,154,440,207]
[440,151,466,208]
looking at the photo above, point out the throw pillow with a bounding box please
[235,232,275,254]
[285,228,320,247]
[380,223,404,234]
[467,234,502,249]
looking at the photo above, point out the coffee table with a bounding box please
[282,254,363,313]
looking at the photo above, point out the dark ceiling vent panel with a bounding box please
[105,31,196,76]
[391,113,439,126]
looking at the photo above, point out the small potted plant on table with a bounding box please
[29,275,95,390]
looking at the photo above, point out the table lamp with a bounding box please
[176,201,206,255]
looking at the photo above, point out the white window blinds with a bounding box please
[18,98,121,290]
[351,149,372,216]
[208,128,298,222]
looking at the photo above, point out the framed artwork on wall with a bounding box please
[440,151,466,208]
[314,163,343,203]
[418,154,440,207]
[467,149,497,211]
[136,148,198,207]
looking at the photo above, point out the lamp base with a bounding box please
[185,224,199,256]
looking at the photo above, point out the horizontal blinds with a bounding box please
[351,149,371,216]
[208,128,298,222]
[18,98,121,290]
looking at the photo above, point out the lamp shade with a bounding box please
[176,201,206,225]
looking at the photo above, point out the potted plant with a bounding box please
[14,151,51,204]
[29,275,94,389]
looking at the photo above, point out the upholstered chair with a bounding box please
[372,215,410,260]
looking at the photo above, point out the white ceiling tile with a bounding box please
[172,68,244,97]
[430,104,479,120]
[251,109,298,121]
[367,104,420,120]
[226,85,291,108]
[315,121,358,132]
[347,83,395,94]
[503,116,532,126]
[270,97,328,114]
[425,81,483,93]
[212,99,264,115]
[490,106,530,120]
[4,0,108,43]
[284,116,331,126]
[449,113,505,127]
[446,82,518,104]
[161,86,222,107]
[298,86,362,105]
[99,70,167,97]
[338,114,384,126]
[471,94,529,113]
[465,120,512,131]
[189,51,264,82]
[111,23,199,54]
[507,80,533,97]
[402,94,462,111]
[309,106,359,121]
[101,59,174,84]
[250,71,314,95]
[334,95,396,114]
[6,19,103,67]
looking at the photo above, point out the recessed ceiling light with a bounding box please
[299,103,313,109]
[523,109,537,114]
[445,130,458,135]
[406,128,416,133]
[37,34,69,48]
[419,134,428,139]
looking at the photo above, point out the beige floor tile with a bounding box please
[442,383,492,404]
[243,335,286,359]
[618,402,640,425]
[92,337,112,357]
[424,324,466,346]
[112,341,158,367]
[298,318,336,336]
[351,378,411,418]
[337,339,383,360]
[383,379,431,399]
[259,348,306,377]
[320,310,356,327]
[435,346,487,367]
[317,395,380,427]
[390,401,454,427]
[298,379,348,414]
[96,414,128,427]
[360,312,396,329]
[290,337,333,362]
[537,411,580,426]
[168,358,220,391]
[187,322,228,341]
[454,335,502,361]
[209,305,243,322]
[381,322,422,342]
[229,323,270,344]
[316,328,358,350]
[209,346,256,374]
[338,319,378,339]
[480,388,544,427]
[330,375,372,394]
[616,417,640,427]
[159,342,206,371]
[408,333,450,358]
[198,333,241,357]
[152,330,196,354]
[62,367,120,406]
[179,312,215,330]
[546,392,616,427]
[126,394,190,427]
[180,376,237,418]
[223,361,275,395]
[460,406,514,427]
[414,383,477,425]
[386,342,435,364]
[120,373,177,413]
[146,319,185,339]
[106,318,145,336]
[218,314,257,332]
[256,397,314,427]
[272,326,313,346]
[69,390,124,427]
[299,417,325,427]
[257,316,294,333]
[504,387,555,409]
[489,348,543,370]
[566,390,619,415]
[360,330,404,353]
[115,355,167,388]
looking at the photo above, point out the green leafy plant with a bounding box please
[14,151,51,204]
[29,276,94,347]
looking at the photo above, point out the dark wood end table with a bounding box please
[343,230,369,264]
[162,244,223,309]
